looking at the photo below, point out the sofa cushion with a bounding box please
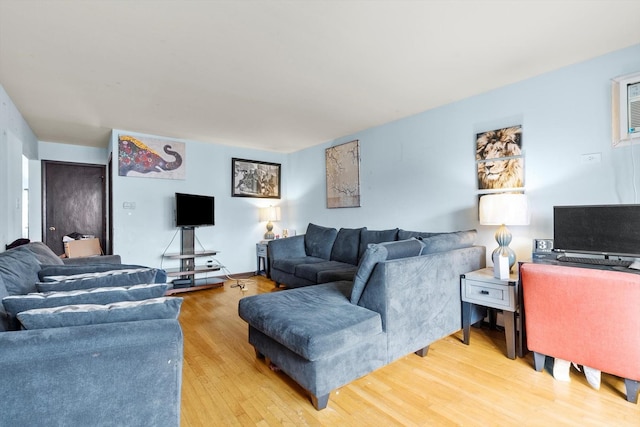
[419,230,477,254]
[304,223,338,259]
[17,297,182,330]
[295,261,357,283]
[37,268,164,292]
[3,283,169,326]
[238,281,382,361]
[330,227,365,265]
[38,263,147,281]
[350,238,426,304]
[316,267,358,283]
[358,228,399,258]
[0,249,40,295]
[272,257,326,275]
[0,275,8,331]
[20,242,64,265]
[397,229,440,240]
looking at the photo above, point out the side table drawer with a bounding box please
[256,244,267,257]
[462,280,516,311]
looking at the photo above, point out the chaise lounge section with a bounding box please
[240,230,486,409]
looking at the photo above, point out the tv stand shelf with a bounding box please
[165,228,225,295]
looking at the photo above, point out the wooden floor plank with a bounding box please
[178,277,639,426]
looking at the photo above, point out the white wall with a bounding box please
[110,130,287,273]
[289,43,640,266]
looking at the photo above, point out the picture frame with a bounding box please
[325,140,361,208]
[475,125,524,192]
[231,158,281,199]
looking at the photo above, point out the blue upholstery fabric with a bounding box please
[38,263,149,281]
[397,229,440,240]
[316,266,358,283]
[37,268,164,292]
[18,242,64,265]
[18,297,182,330]
[272,256,326,274]
[350,239,425,304]
[295,261,356,283]
[0,275,8,331]
[419,230,477,254]
[330,227,364,265]
[0,319,183,426]
[0,249,41,295]
[3,283,169,328]
[304,224,338,259]
[358,228,399,258]
[239,281,382,361]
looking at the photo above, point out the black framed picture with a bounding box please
[231,158,281,199]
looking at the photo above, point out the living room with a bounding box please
[1,1,640,424]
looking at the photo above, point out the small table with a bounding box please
[256,242,270,278]
[460,267,521,359]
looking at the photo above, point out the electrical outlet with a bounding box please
[581,152,601,164]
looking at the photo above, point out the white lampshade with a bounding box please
[259,206,281,222]
[479,193,530,226]
[259,206,281,240]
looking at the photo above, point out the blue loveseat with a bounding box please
[0,242,183,426]
[239,225,486,409]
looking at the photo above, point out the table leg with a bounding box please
[462,301,472,345]
[504,310,516,359]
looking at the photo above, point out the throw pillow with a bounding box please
[304,223,338,259]
[358,228,399,259]
[397,229,439,240]
[419,230,477,254]
[350,244,388,304]
[330,227,365,265]
[20,242,64,265]
[0,249,40,295]
[37,268,163,292]
[3,283,169,322]
[17,297,182,330]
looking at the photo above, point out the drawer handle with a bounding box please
[480,290,490,295]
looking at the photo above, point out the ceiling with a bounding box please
[1,1,640,153]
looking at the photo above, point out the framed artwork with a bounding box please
[232,158,281,199]
[326,140,361,208]
[118,135,185,179]
[475,126,524,192]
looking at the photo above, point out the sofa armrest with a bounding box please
[63,254,122,265]
[268,235,307,261]
[0,319,183,426]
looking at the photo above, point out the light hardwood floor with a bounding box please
[178,276,638,426]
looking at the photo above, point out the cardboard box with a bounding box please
[64,238,103,258]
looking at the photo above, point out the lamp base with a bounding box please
[492,224,516,272]
[264,221,275,240]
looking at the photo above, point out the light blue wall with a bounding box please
[110,130,287,273]
[2,43,640,269]
[288,43,640,265]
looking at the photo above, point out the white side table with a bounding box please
[460,267,520,359]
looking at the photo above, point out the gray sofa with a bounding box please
[239,227,486,410]
[0,242,183,426]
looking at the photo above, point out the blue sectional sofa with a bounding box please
[0,242,183,426]
[239,225,486,409]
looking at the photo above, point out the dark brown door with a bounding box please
[42,161,106,256]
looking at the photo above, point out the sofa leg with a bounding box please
[310,393,330,410]
[624,378,639,403]
[533,352,545,372]
[415,346,429,357]
[275,282,281,288]
[255,349,265,360]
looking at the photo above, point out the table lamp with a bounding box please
[479,193,530,272]
[259,206,281,240]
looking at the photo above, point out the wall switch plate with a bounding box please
[123,202,136,209]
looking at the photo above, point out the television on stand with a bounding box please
[175,192,215,228]
[553,204,640,267]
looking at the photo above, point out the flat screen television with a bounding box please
[175,193,215,228]
[553,204,640,258]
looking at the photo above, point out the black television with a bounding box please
[553,204,640,258]
[175,193,215,228]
